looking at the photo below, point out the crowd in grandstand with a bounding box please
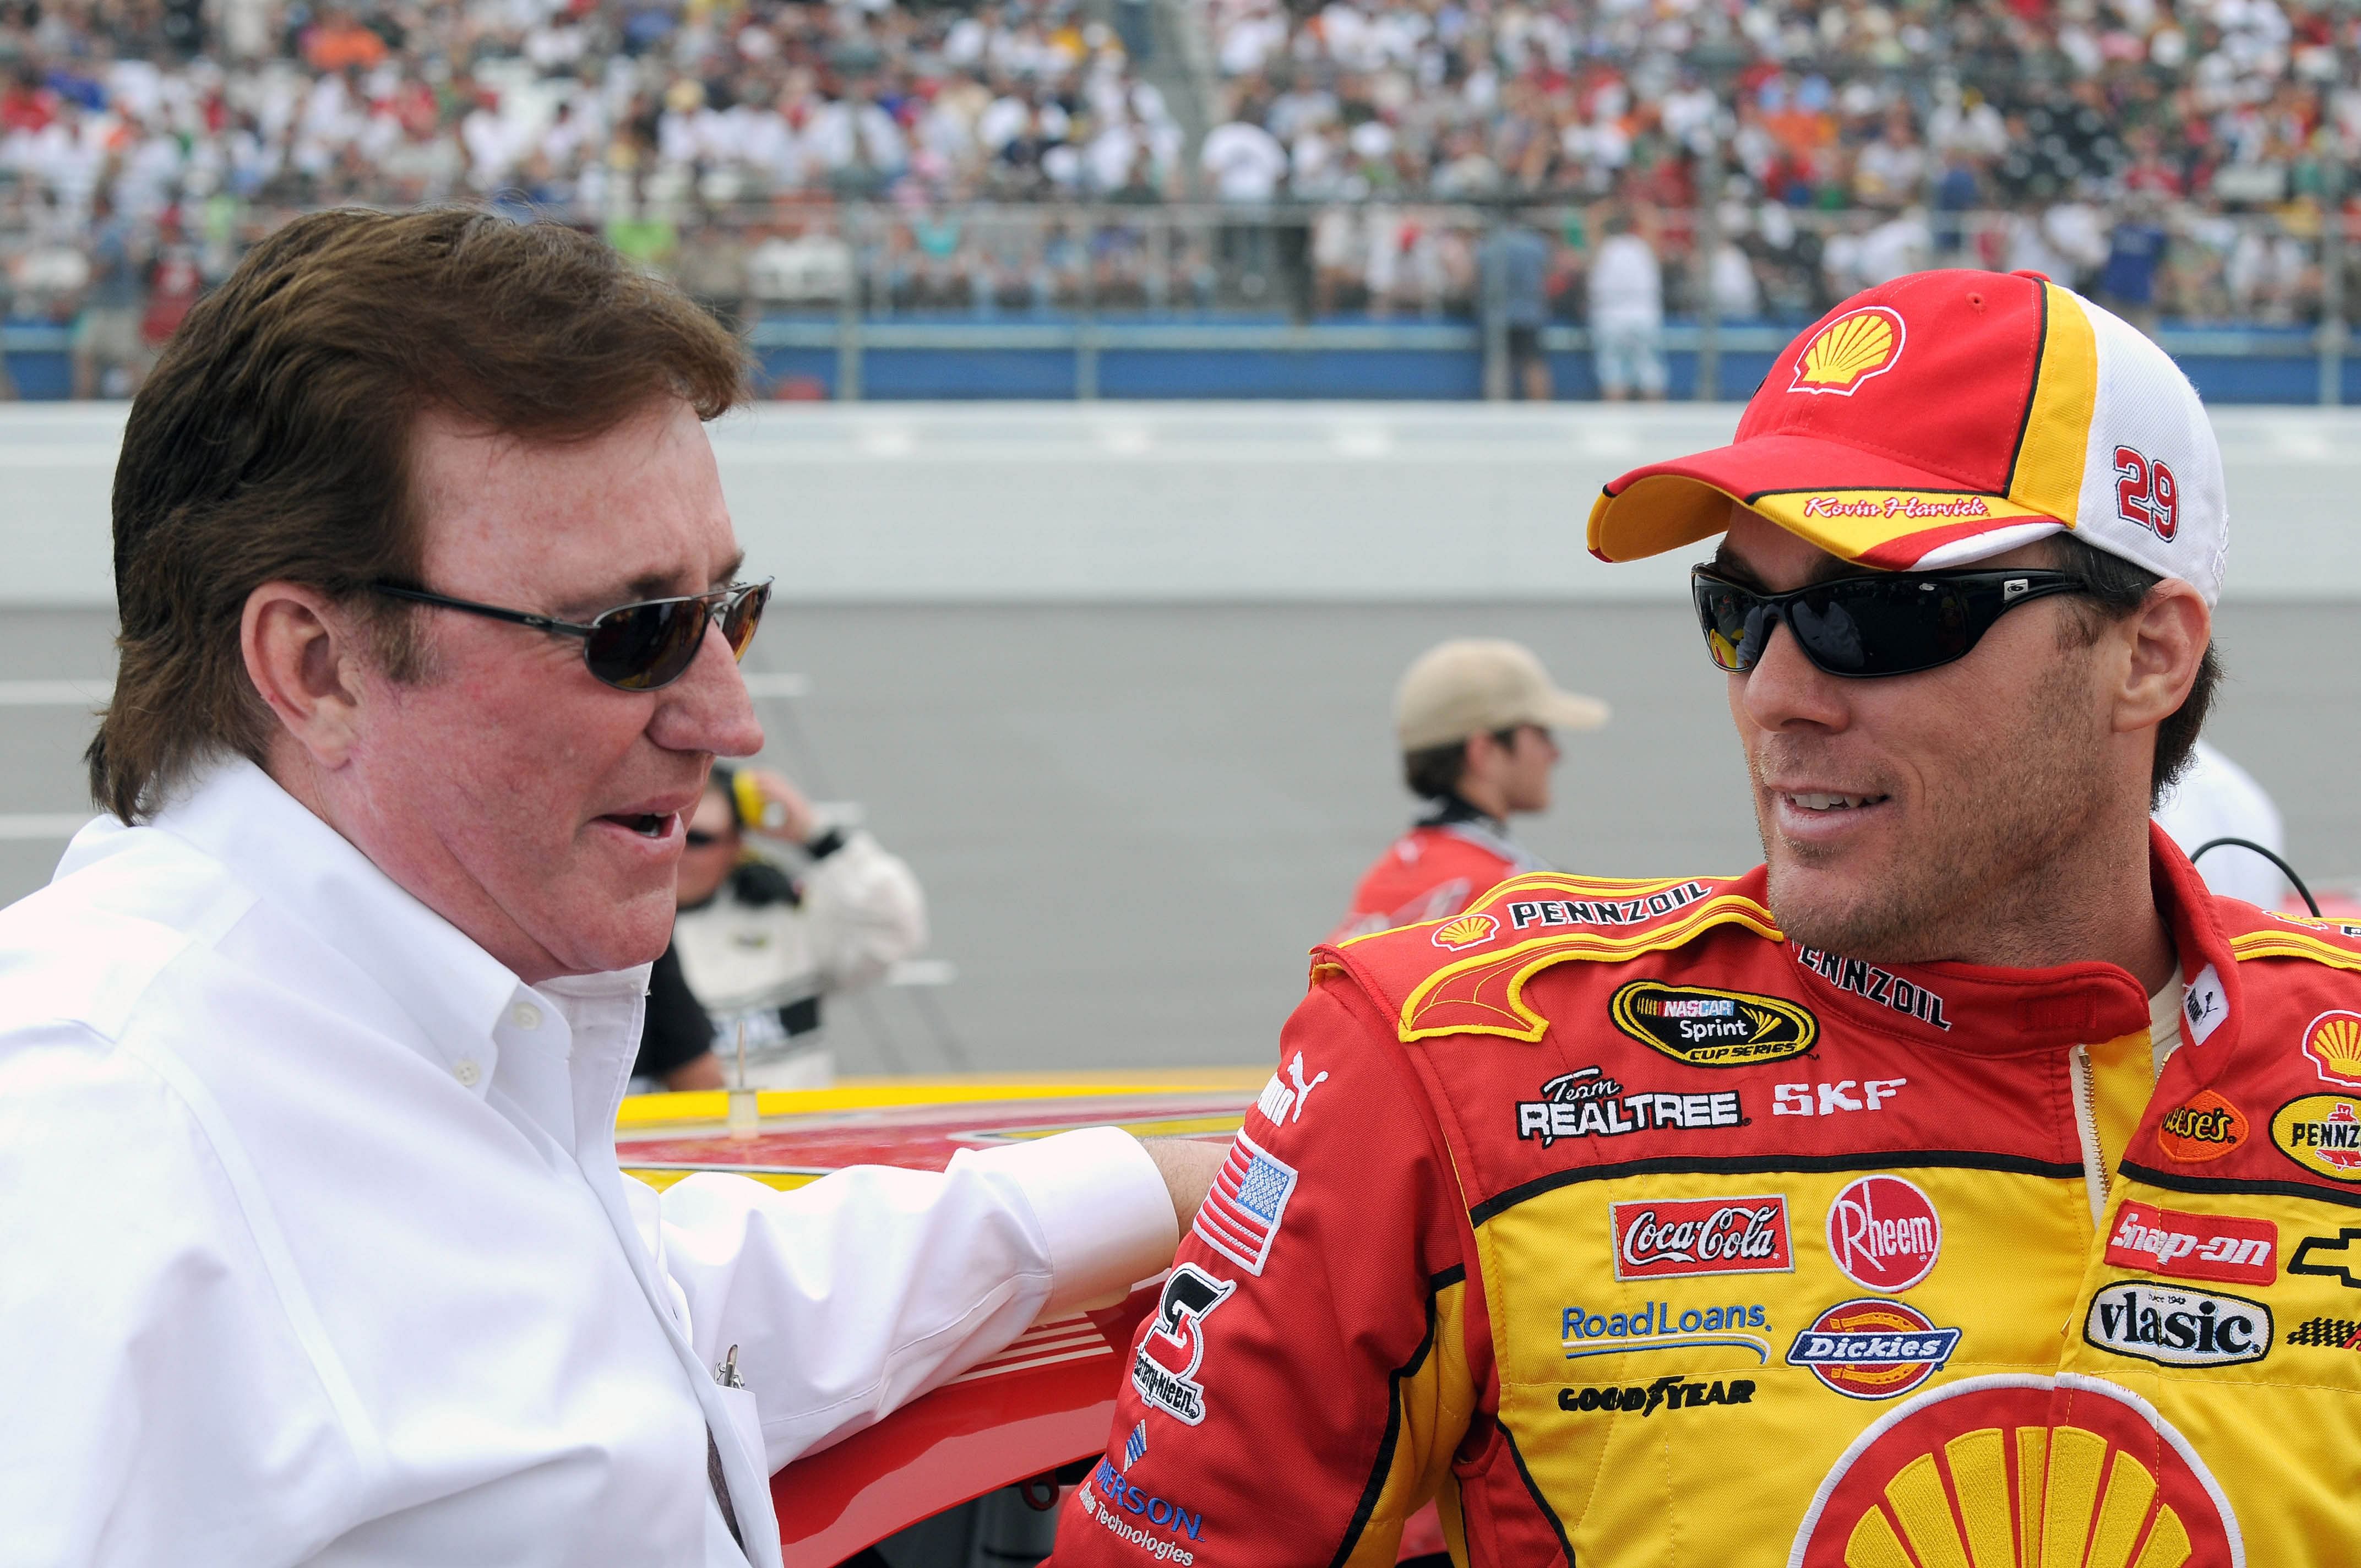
[0,0,2354,391]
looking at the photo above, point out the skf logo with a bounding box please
[1788,1376,2239,1568]
[2271,1093,2361,1182]
[2302,1009,2361,1087]
[1788,306,1906,396]
[2156,1088,2248,1162]
[1130,1264,1233,1425]
[2085,1280,2271,1368]
[2290,1227,2361,1288]
[1608,979,1817,1068]
[1430,912,1497,951]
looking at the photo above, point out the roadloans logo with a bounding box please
[2084,1280,2271,1369]
[1131,1264,1233,1425]
[2272,1093,2361,1182]
[1787,1375,2244,1568]
[1608,979,1818,1068]
[1785,1298,1962,1401]
[1825,1174,1941,1293]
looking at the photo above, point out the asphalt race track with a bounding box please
[3,600,2356,1074]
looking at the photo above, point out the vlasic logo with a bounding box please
[1786,1298,1962,1401]
[2157,1088,2248,1162]
[1789,306,1907,396]
[2271,1093,2361,1182]
[1608,979,1818,1068]
[2085,1280,2272,1369]
[2105,1201,2276,1285]
[1611,1196,1793,1281]
[2301,1009,2361,1087]
[1789,1375,2243,1568]
[1130,1264,1233,1425]
[1825,1174,1941,1293]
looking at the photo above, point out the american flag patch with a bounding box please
[1190,1130,1297,1276]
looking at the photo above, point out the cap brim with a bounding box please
[1536,690,1610,732]
[1586,432,2065,571]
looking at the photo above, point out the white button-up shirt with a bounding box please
[0,759,1178,1567]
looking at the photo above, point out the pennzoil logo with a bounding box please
[1788,306,1907,396]
[1789,1375,2243,1568]
[2271,1094,2361,1183]
[1609,980,1817,1068]
[1430,913,1498,952]
[2157,1089,2248,1163]
[2302,1009,2361,1088]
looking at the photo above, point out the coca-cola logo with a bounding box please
[1825,1174,1942,1293]
[1611,1195,1795,1281]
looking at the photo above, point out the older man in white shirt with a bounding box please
[0,208,1215,1567]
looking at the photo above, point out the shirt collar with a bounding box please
[138,757,651,1137]
[1780,821,2241,1058]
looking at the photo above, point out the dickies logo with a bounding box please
[1608,980,1817,1068]
[1789,306,1906,395]
[1430,913,1498,951]
[2302,1010,2361,1088]
[1784,1298,1961,1401]
[2156,1088,2248,1162]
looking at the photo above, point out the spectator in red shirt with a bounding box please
[1329,639,1608,943]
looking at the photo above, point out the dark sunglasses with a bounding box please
[1691,567,2088,679]
[371,579,773,692]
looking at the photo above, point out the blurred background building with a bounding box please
[0,0,2356,400]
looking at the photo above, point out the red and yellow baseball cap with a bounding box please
[1586,269,2228,604]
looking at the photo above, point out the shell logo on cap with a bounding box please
[2302,1010,2361,1088]
[1788,1375,2241,1568]
[1430,913,1498,951]
[1791,306,1908,396]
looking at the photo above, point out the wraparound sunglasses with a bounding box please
[1691,567,2089,678]
[372,579,773,691]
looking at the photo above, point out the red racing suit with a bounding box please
[1329,802,1543,946]
[1053,827,2361,1567]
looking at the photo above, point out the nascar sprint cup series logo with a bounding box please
[1608,979,1818,1069]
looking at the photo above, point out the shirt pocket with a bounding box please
[715,1381,771,1477]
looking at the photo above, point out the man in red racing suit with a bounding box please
[1053,269,2361,1567]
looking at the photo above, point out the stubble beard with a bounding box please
[1755,655,2113,967]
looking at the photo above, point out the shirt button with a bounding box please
[454,1059,483,1088]
[511,1003,542,1031]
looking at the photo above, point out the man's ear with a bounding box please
[2112,579,2210,736]
[242,581,371,769]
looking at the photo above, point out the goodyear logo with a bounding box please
[1609,979,1817,1068]
[1788,305,1906,396]
[2272,1094,2361,1183]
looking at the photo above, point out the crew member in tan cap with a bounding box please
[1327,638,1608,943]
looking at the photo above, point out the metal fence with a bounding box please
[2,197,2349,402]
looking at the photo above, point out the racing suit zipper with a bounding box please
[2070,1043,2109,1226]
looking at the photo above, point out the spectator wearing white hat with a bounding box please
[1328,639,1608,943]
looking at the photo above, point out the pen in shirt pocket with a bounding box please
[716,1345,744,1389]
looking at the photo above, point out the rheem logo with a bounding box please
[1825,1175,1941,1293]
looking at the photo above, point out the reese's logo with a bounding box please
[2156,1089,2247,1163]
[1608,980,1818,1068]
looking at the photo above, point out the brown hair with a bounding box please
[89,206,749,824]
